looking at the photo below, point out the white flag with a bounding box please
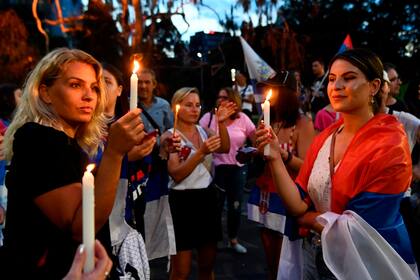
[240,36,276,82]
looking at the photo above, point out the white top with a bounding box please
[168,126,213,190]
[234,84,254,111]
[307,134,340,213]
[386,107,420,152]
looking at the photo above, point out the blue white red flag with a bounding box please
[338,34,353,53]
[314,34,354,94]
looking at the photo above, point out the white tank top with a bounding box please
[168,126,213,190]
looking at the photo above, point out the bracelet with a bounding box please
[284,150,293,164]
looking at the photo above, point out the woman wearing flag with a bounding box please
[255,49,417,279]
[247,71,315,280]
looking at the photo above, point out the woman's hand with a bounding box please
[165,132,182,154]
[297,211,324,234]
[127,135,156,161]
[63,240,113,280]
[107,109,145,157]
[254,121,282,161]
[199,135,222,155]
[216,101,237,122]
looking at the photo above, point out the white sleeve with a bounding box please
[394,111,420,151]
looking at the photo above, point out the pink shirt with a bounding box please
[199,112,256,166]
[314,108,340,132]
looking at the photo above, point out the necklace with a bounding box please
[178,127,201,150]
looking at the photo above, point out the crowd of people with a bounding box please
[0,46,419,280]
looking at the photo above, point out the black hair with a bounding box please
[257,71,300,128]
[101,62,128,116]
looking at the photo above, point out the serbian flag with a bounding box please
[338,34,353,53]
[240,36,276,110]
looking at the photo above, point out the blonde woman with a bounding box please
[0,48,144,279]
[161,87,235,280]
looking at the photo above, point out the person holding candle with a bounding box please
[248,71,316,280]
[0,48,145,279]
[98,62,154,278]
[161,87,235,280]
[255,49,417,279]
[199,87,255,254]
[63,240,113,280]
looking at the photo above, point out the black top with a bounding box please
[0,122,88,279]
[388,99,409,113]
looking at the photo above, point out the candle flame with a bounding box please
[86,164,95,173]
[266,89,272,102]
[175,104,180,114]
[132,60,140,74]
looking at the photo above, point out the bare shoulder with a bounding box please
[296,115,314,131]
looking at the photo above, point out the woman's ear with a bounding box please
[117,85,123,97]
[370,78,382,97]
[39,85,52,104]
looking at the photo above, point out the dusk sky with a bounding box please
[169,0,279,41]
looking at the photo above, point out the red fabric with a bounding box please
[296,113,412,214]
[257,165,298,193]
[0,120,7,134]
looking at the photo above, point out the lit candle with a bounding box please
[230,69,236,82]
[130,60,140,111]
[173,104,180,135]
[263,89,272,156]
[82,163,95,273]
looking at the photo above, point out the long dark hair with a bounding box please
[257,70,300,128]
[102,62,128,117]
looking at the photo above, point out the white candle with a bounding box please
[173,104,180,135]
[130,60,140,111]
[263,89,272,156]
[230,69,236,82]
[82,163,95,273]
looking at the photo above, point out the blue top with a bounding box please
[140,96,173,134]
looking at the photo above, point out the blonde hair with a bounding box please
[4,48,108,160]
[171,87,200,112]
